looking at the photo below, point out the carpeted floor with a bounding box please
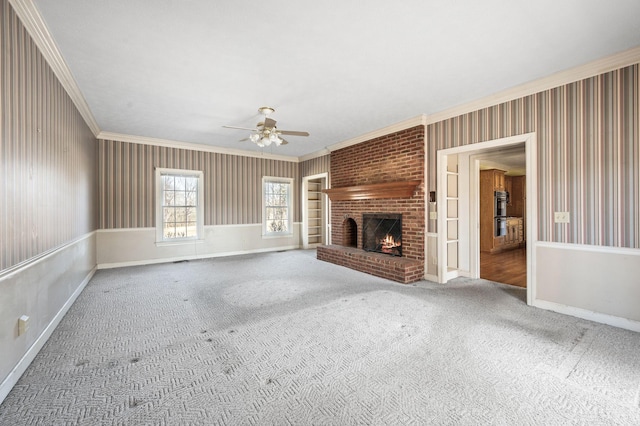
[1,249,639,425]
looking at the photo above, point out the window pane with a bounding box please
[173,222,187,238]
[163,225,176,239]
[185,177,198,192]
[163,207,175,223]
[186,208,197,222]
[175,207,187,222]
[185,191,197,206]
[266,207,277,220]
[175,176,186,191]
[175,191,186,206]
[164,191,175,206]
[267,219,288,233]
[163,176,174,190]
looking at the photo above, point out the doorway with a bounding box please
[436,133,537,305]
[477,149,527,287]
[302,173,329,249]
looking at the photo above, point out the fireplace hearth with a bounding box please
[362,213,402,257]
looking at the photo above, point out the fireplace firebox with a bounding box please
[362,213,402,256]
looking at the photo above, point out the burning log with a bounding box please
[380,234,401,253]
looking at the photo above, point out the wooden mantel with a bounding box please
[321,180,421,201]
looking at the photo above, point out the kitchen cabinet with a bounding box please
[490,169,506,191]
[480,169,506,252]
[480,169,523,253]
[507,175,526,238]
[504,217,524,248]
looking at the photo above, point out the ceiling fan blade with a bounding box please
[238,138,249,142]
[278,130,309,137]
[279,138,289,145]
[264,117,277,128]
[222,125,256,131]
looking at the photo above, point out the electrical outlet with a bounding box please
[18,315,30,336]
[429,212,438,220]
[554,212,570,223]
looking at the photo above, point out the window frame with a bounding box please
[262,176,294,237]
[155,168,204,244]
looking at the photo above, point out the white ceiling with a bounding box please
[30,0,640,158]
[479,147,527,176]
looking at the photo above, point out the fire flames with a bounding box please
[380,234,401,253]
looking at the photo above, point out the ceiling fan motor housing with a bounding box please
[222,106,306,147]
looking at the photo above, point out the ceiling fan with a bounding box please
[222,107,309,147]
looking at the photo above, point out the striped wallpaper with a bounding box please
[1,0,97,271]
[427,65,639,248]
[98,140,301,228]
[300,154,330,179]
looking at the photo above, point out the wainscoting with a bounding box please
[534,242,640,332]
[97,224,301,268]
[0,232,97,403]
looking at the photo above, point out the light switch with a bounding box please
[554,212,570,223]
[429,212,438,220]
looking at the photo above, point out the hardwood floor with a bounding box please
[480,247,527,288]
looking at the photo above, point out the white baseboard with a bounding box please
[533,299,640,333]
[0,267,96,404]
[423,273,439,283]
[97,245,301,269]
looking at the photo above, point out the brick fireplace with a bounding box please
[362,213,402,256]
[316,125,425,283]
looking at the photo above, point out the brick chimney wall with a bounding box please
[329,125,425,262]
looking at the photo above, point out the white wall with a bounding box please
[0,232,97,402]
[97,224,302,268]
[534,242,640,332]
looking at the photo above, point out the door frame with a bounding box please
[301,172,330,248]
[436,132,537,305]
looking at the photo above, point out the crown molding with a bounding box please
[8,0,101,136]
[425,45,640,125]
[97,132,300,163]
[298,148,331,162]
[10,0,639,158]
[327,115,428,152]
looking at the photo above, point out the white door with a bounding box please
[437,154,460,282]
[435,133,537,306]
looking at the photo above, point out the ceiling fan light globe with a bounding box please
[249,133,260,143]
[262,136,272,147]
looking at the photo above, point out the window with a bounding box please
[263,177,293,236]
[156,168,203,242]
